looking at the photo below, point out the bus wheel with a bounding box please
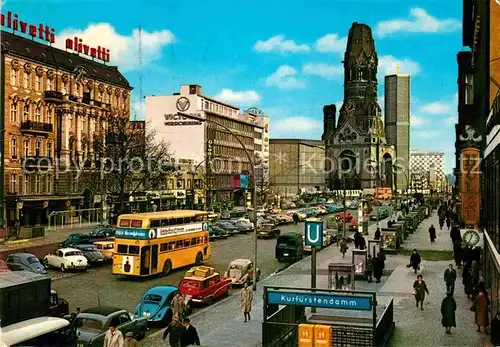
[195,252,203,265]
[162,260,172,276]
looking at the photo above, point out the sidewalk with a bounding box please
[400,210,453,252]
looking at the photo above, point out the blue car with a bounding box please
[135,286,178,326]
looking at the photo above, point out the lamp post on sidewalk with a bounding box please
[177,112,261,291]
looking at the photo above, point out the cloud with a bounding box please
[314,33,347,53]
[411,114,425,126]
[265,65,306,89]
[214,89,261,105]
[378,55,421,76]
[56,23,175,71]
[302,63,343,80]
[419,102,452,115]
[375,8,461,37]
[443,116,456,125]
[274,117,322,133]
[412,130,443,139]
[254,35,310,53]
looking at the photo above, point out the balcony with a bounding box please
[20,121,53,134]
[22,156,53,169]
[44,91,63,103]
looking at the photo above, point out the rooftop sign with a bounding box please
[0,11,55,44]
[65,37,110,63]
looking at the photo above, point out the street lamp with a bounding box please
[178,112,260,291]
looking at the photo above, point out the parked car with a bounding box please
[75,306,147,346]
[275,232,303,262]
[215,221,239,235]
[232,220,253,233]
[209,224,229,240]
[224,259,260,285]
[5,253,47,274]
[49,289,70,318]
[179,266,232,311]
[72,244,105,264]
[264,215,280,226]
[60,233,92,248]
[94,240,115,260]
[43,248,88,272]
[337,212,353,223]
[89,224,115,238]
[135,286,178,326]
[257,224,281,239]
[349,219,359,231]
[275,214,293,224]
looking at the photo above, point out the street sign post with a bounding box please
[305,220,323,313]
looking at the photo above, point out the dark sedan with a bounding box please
[72,244,105,264]
[5,253,47,274]
[215,221,239,235]
[89,224,115,238]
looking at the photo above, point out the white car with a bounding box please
[43,248,88,272]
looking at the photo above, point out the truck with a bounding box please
[0,270,69,327]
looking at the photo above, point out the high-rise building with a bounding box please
[323,23,395,191]
[409,150,445,190]
[384,74,410,192]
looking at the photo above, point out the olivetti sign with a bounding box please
[164,113,202,126]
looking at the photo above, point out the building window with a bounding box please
[35,175,40,194]
[24,174,29,194]
[10,174,17,193]
[47,141,52,158]
[47,175,53,193]
[10,102,18,123]
[75,83,81,97]
[98,91,103,100]
[35,140,41,157]
[35,75,41,91]
[46,78,52,91]
[35,107,41,122]
[23,72,29,89]
[465,74,474,105]
[24,140,30,157]
[10,137,16,158]
[47,108,52,124]
[23,103,30,120]
[11,68,18,86]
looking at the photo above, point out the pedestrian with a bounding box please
[340,238,348,258]
[453,241,463,269]
[439,218,444,230]
[378,250,386,271]
[293,213,299,225]
[463,266,474,299]
[446,217,451,230]
[491,312,500,346]
[359,236,366,250]
[429,225,436,243]
[413,274,429,310]
[123,332,138,347]
[181,317,200,346]
[450,225,462,244]
[441,291,457,334]
[103,324,123,347]
[472,290,489,334]
[171,292,186,319]
[373,255,383,283]
[407,249,421,274]
[444,264,457,294]
[240,282,253,322]
[374,228,381,240]
[365,254,373,283]
[354,231,362,249]
[163,314,184,347]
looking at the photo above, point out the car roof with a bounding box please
[82,306,123,316]
[58,248,82,252]
[9,253,37,258]
[144,286,178,296]
[183,273,220,281]
[230,259,251,266]
[2,317,70,346]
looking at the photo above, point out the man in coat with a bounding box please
[444,264,457,294]
[441,292,456,334]
[428,224,436,243]
[408,249,421,274]
[240,282,253,322]
[163,314,184,347]
[373,256,384,283]
[103,324,123,347]
[181,318,200,346]
[374,228,381,240]
[171,292,186,319]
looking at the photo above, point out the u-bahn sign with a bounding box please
[267,290,372,310]
[304,221,323,247]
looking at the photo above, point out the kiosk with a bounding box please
[352,249,368,279]
[328,263,355,290]
[380,230,398,253]
[368,240,381,258]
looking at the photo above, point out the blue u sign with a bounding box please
[304,221,323,247]
[267,290,372,311]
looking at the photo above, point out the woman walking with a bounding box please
[413,274,429,310]
[472,290,489,334]
[441,292,456,334]
[408,249,421,274]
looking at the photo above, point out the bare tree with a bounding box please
[79,115,175,214]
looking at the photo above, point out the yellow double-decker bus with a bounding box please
[112,210,210,277]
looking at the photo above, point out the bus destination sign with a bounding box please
[115,222,209,240]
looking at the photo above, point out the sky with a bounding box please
[3,0,463,173]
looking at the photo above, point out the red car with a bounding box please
[349,219,359,230]
[337,212,353,223]
[179,266,232,312]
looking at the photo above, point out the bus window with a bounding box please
[117,244,128,254]
[119,219,131,227]
[184,239,190,247]
[161,219,169,226]
[175,240,183,248]
[160,243,168,252]
[191,237,197,245]
[203,236,207,243]
[150,220,160,228]
[131,220,142,228]
[196,215,206,222]
[129,246,140,254]
[169,241,176,250]
[196,237,201,244]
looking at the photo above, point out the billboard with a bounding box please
[490,0,500,108]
